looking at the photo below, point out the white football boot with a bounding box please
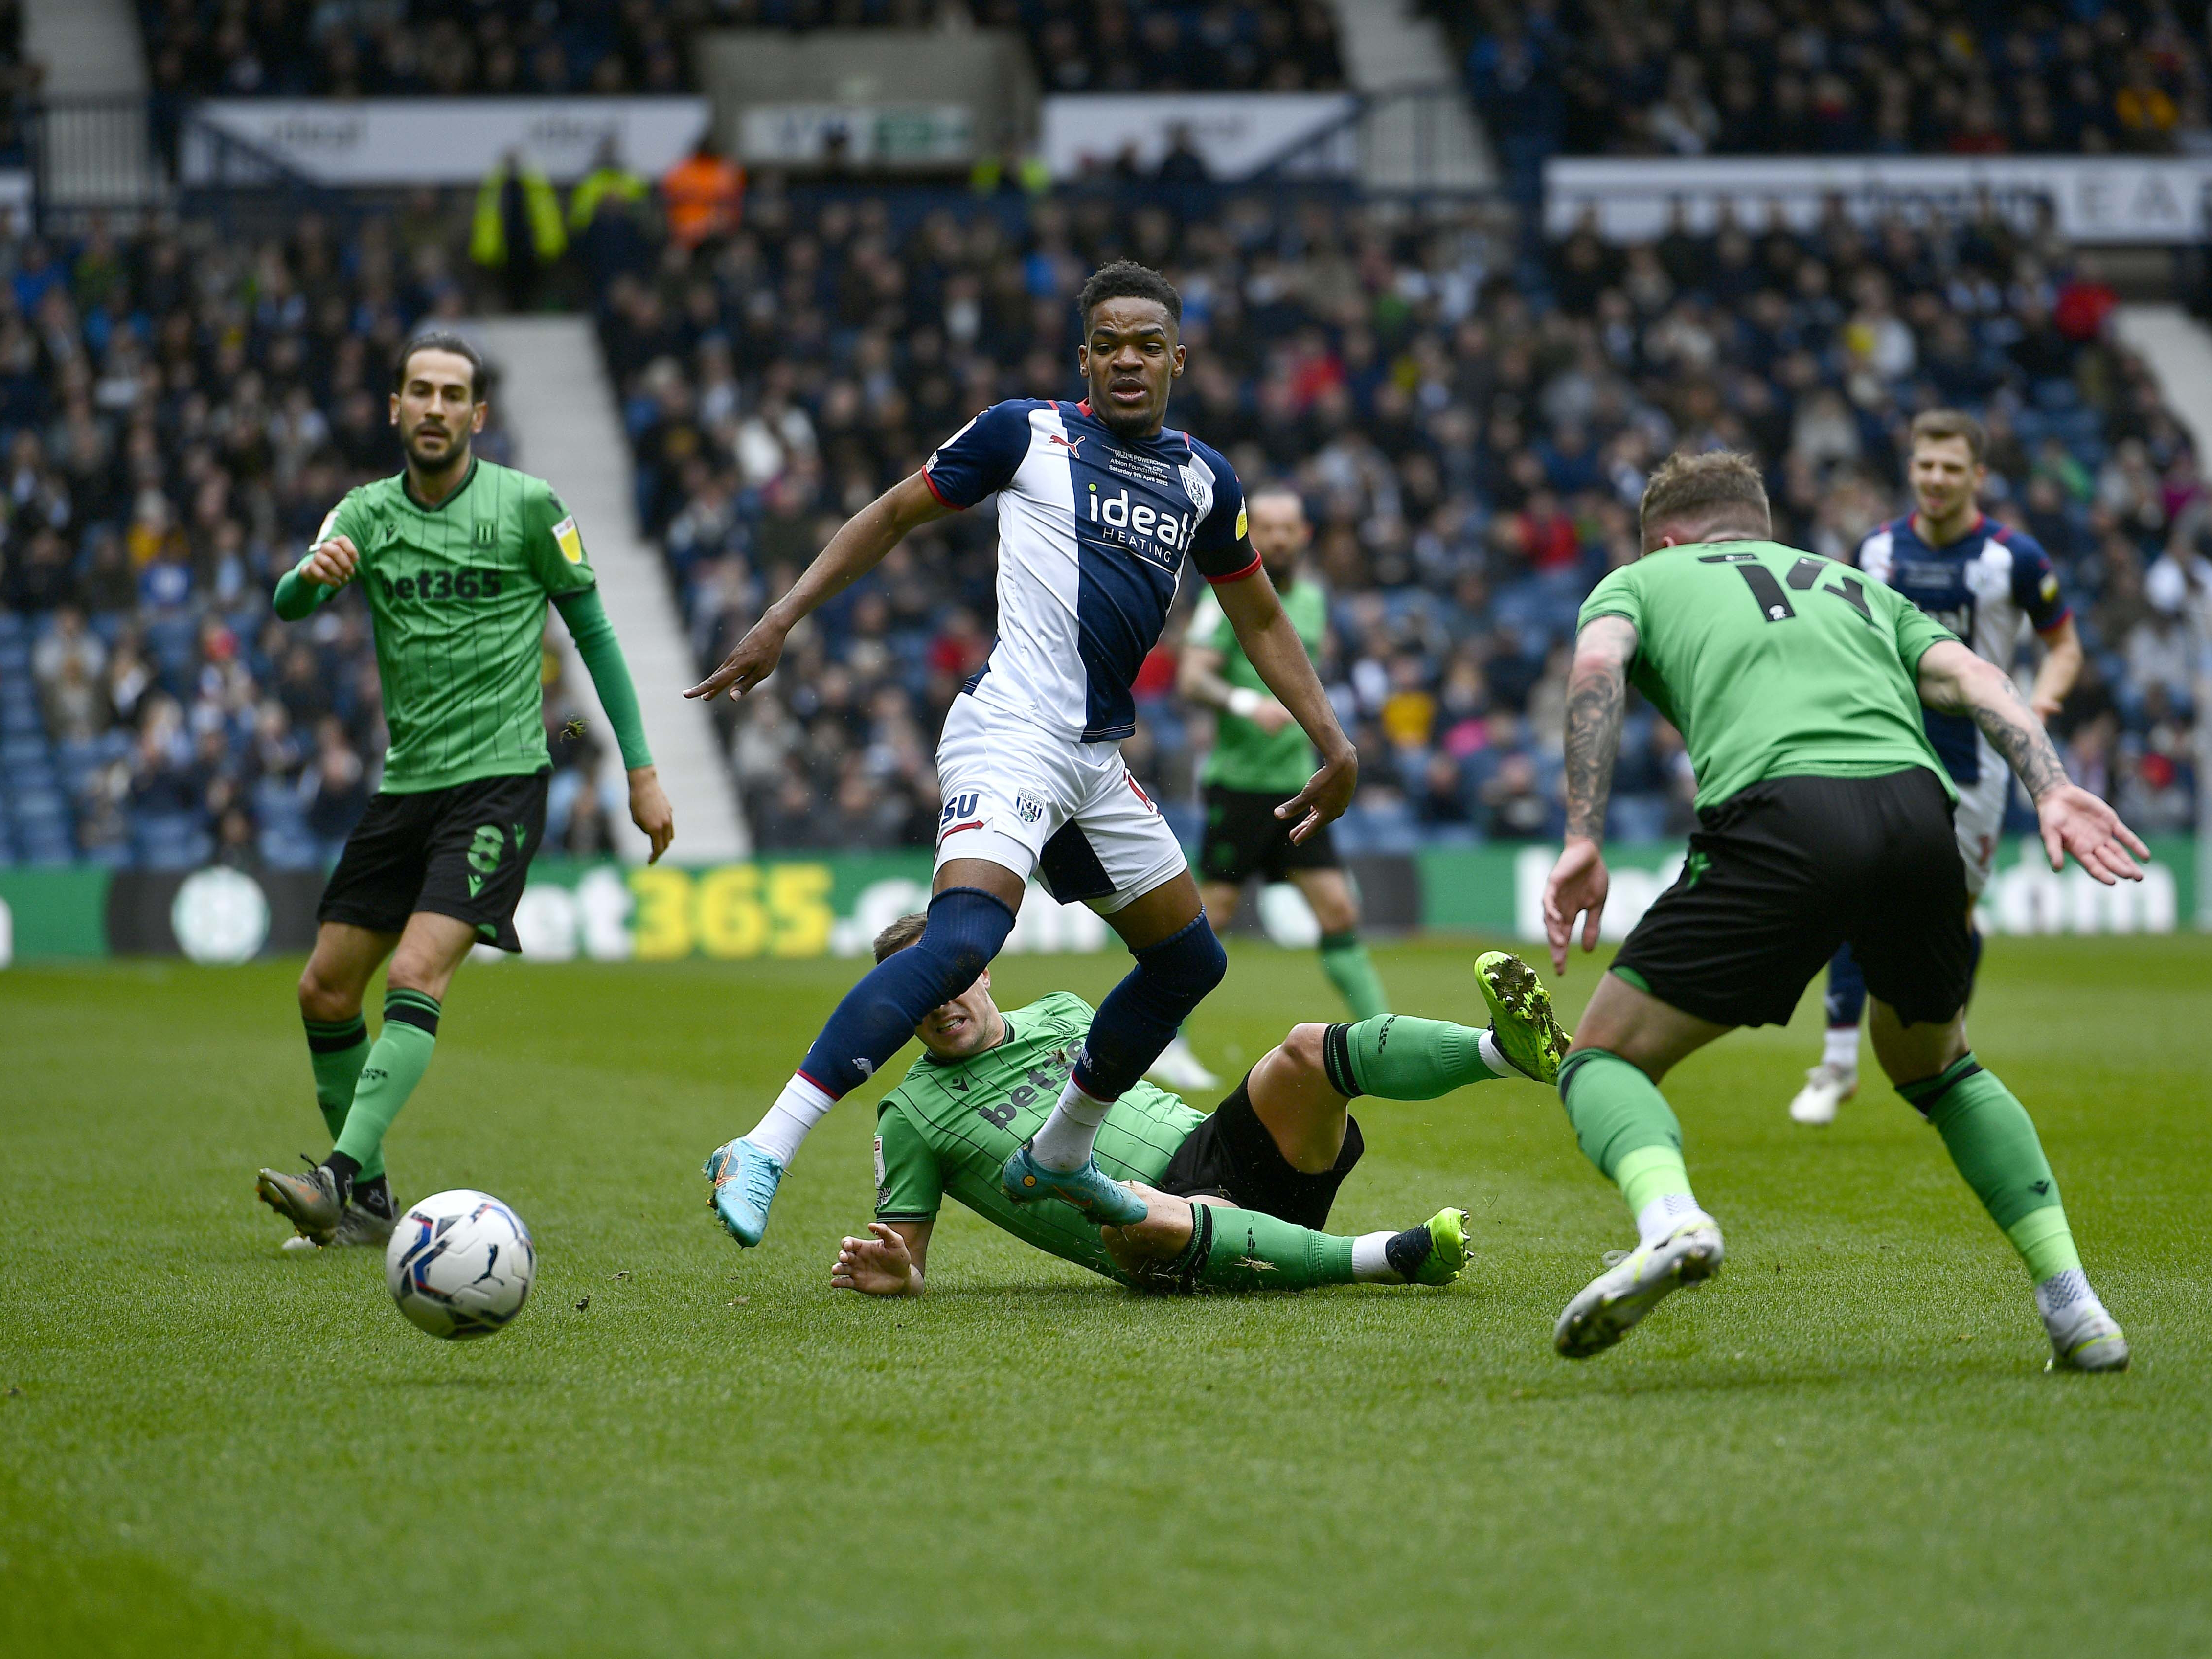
[1555,1216,1726,1359]
[1788,1061,1857,1126]
[1147,1034,1220,1094]
[2040,1271,2131,1372]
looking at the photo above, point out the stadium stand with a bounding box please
[0,213,619,869]
[1439,2,2211,164]
[587,175,2204,854]
[137,0,1344,99]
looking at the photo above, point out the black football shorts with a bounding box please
[1198,783,1342,886]
[317,768,551,953]
[1154,1074,1364,1231]
[1611,767,1973,1030]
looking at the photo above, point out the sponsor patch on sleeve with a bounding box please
[2040,573,2058,601]
[1235,504,1248,540]
[553,515,586,565]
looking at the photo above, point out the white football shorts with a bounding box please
[1953,751,2010,898]
[932,694,1187,914]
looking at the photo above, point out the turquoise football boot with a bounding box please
[703,1136,784,1247]
[999,1142,1148,1227]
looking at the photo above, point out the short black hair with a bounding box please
[1077,260,1181,330]
[394,330,487,402]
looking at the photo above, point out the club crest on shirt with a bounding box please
[552,515,586,564]
[1179,461,1212,515]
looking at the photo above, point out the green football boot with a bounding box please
[1386,1206,1471,1286]
[1476,951,1573,1085]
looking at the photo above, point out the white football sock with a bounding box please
[1475,1026,1513,1081]
[746,1073,836,1168]
[1635,1192,1713,1249]
[1822,1024,1861,1074]
[1351,1231,1401,1283]
[1029,1076,1112,1171]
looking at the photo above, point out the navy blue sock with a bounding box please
[1824,943,1867,1030]
[1072,912,1228,1102]
[796,887,1015,1098]
[1966,925,1984,1001]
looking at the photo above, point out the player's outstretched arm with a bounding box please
[686,473,953,702]
[1543,615,1639,973]
[831,1221,931,1297]
[1916,638,2147,885]
[1211,570,1356,841]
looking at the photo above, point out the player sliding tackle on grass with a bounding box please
[826,914,1571,1297]
[1541,450,2142,1371]
[687,261,1357,1245]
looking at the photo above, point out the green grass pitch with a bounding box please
[3,934,2209,1658]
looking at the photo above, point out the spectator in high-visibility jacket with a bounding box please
[569,137,654,288]
[471,150,567,312]
[661,136,743,251]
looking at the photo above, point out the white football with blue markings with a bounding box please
[384,1189,536,1340]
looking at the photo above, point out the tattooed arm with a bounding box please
[1543,615,1640,972]
[1915,639,2147,885]
[1561,615,1639,841]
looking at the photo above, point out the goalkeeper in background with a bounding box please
[825,914,1570,1299]
[1159,487,1389,1093]
[255,332,673,1249]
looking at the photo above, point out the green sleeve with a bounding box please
[1888,594,1960,678]
[523,482,599,598]
[551,587,652,771]
[1188,589,1234,654]
[273,494,367,621]
[1577,565,1643,636]
[874,1103,943,1221]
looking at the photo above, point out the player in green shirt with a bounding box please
[826,913,1572,1298]
[1538,451,2145,1371]
[1166,489,1388,1094]
[256,332,673,1250]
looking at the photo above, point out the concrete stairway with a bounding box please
[472,316,751,862]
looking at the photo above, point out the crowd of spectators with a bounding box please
[0,210,619,869]
[1448,2,2211,172]
[137,0,1341,101]
[141,0,699,99]
[593,175,2206,857]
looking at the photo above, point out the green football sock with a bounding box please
[1186,1204,1355,1292]
[1324,1014,1498,1101]
[333,990,441,1173]
[1318,931,1391,1020]
[1557,1049,1702,1237]
[303,1014,380,1181]
[1900,1054,2080,1282]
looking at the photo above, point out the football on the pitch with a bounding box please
[383,1189,536,1340]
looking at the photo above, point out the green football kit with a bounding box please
[872,992,1511,1291]
[269,458,652,1207]
[1189,576,1387,1020]
[1556,539,2101,1344]
[1193,578,1328,794]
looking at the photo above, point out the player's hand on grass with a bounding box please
[1275,746,1356,844]
[832,1223,920,1297]
[685,614,786,702]
[2035,781,2148,886]
[627,766,673,864]
[299,534,360,589]
[1542,835,1610,975]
